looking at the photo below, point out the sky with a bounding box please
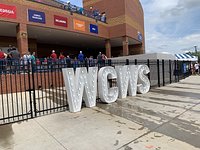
[63,0,200,54]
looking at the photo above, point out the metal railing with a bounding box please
[0,58,191,125]
[28,0,107,23]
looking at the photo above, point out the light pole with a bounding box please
[194,45,197,54]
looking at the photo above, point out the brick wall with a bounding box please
[0,0,145,56]
[0,72,64,94]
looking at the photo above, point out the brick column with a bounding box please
[122,36,129,56]
[105,39,111,58]
[17,23,28,56]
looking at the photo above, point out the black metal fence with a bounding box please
[0,58,191,125]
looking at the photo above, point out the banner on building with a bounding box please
[54,15,68,27]
[0,3,16,19]
[90,24,98,34]
[73,19,85,32]
[28,9,45,24]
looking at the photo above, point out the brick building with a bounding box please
[0,0,145,58]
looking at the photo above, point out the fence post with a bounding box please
[31,60,37,117]
[162,59,165,86]
[135,59,137,65]
[108,59,113,87]
[169,60,172,84]
[108,59,112,66]
[177,60,180,82]
[157,59,160,87]
[147,59,150,80]
[85,59,88,71]
[27,61,34,118]
[174,60,177,82]
[126,59,129,65]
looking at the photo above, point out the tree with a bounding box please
[186,51,200,61]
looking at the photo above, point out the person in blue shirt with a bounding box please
[78,51,84,63]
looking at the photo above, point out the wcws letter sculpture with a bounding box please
[62,65,150,113]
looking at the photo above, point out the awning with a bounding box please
[175,54,198,61]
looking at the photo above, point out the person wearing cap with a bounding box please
[78,51,84,63]
[50,50,57,71]
[50,50,57,60]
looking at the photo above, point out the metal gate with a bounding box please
[0,60,34,125]
[31,61,68,117]
[0,60,68,125]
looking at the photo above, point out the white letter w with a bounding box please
[62,67,98,112]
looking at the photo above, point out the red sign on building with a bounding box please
[54,15,68,27]
[0,3,17,19]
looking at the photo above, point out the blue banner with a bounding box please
[28,9,45,24]
[90,24,98,34]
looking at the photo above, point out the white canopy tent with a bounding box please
[175,54,198,61]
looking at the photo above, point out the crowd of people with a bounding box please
[34,0,107,23]
[191,62,200,75]
[61,1,107,22]
[0,46,108,74]
[1,45,200,76]
[48,50,108,70]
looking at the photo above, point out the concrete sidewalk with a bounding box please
[0,76,200,150]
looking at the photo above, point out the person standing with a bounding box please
[194,62,199,75]
[66,55,71,68]
[0,48,7,74]
[50,50,57,60]
[102,53,107,66]
[73,57,78,71]
[9,48,20,59]
[50,50,57,71]
[59,52,65,60]
[31,52,36,72]
[7,45,12,53]
[78,51,84,63]
[22,52,32,72]
[23,52,31,65]
[97,52,102,66]
[8,48,20,73]
[59,52,65,67]
[31,52,36,62]
[89,56,95,67]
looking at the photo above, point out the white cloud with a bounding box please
[140,0,200,54]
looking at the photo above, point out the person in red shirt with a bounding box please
[59,52,65,60]
[0,48,7,74]
[59,52,65,67]
[0,48,6,59]
[50,50,57,71]
[50,50,57,60]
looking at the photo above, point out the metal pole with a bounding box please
[169,60,172,84]
[147,59,150,80]
[157,59,160,87]
[162,59,165,86]
[126,59,129,65]
[194,45,197,54]
[135,59,137,65]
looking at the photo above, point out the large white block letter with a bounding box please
[62,67,98,112]
[137,65,150,94]
[115,65,139,98]
[98,66,119,103]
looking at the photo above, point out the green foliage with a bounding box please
[186,51,200,61]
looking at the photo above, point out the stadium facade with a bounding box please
[0,0,145,58]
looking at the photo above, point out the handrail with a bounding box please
[27,0,107,23]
